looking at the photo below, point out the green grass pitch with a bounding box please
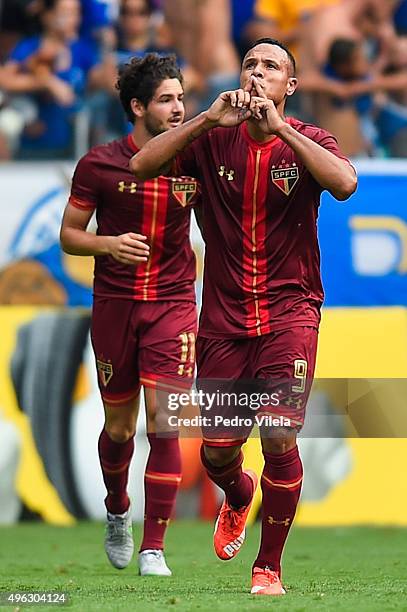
[0,522,406,611]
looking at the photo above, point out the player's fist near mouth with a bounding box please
[250,96,286,135]
[205,89,252,127]
[108,232,150,265]
[249,77,286,135]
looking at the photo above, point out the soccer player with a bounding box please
[60,54,198,576]
[129,38,357,595]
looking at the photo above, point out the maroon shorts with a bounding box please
[196,326,318,446]
[91,297,197,405]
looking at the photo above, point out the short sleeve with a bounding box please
[306,127,356,196]
[314,129,353,165]
[69,153,100,211]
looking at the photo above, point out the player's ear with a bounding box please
[131,98,145,119]
[286,77,298,97]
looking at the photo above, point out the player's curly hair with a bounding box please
[116,53,183,124]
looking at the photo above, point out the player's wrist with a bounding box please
[101,235,116,256]
[274,121,293,139]
[201,110,219,130]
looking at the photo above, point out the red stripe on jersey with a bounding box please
[241,147,272,337]
[255,148,273,336]
[144,178,169,300]
[242,148,260,334]
[133,179,159,300]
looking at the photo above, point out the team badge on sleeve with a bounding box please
[271,163,299,196]
[97,360,113,386]
[172,180,197,206]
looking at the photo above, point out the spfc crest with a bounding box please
[172,180,196,206]
[97,360,113,387]
[271,165,299,196]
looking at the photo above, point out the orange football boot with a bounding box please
[251,567,286,596]
[213,469,258,560]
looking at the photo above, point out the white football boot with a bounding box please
[138,549,172,576]
[104,505,134,569]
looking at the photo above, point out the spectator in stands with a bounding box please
[384,34,407,106]
[0,0,44,61]
[80,0,118,45]
[244,0,341,115]
[115,0,157,65]
[0,0,104,158]
[163,0,240,109]
[90,0,203,142]
[245,0,341,61]
[300,0,400,73]
[300,37,407,156]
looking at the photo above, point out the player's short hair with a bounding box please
[245,38,297,77]
[328,38,358,68]
[116,53,183,124]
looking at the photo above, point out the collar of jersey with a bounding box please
[126,133,139,153]
[241,118,293,149]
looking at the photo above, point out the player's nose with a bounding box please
[253,67,264,79]
[173,99,184,113]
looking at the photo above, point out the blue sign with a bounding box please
[319,163,407,306]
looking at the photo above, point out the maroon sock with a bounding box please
[254,445,303,576]
[140,434,182,551]
[200,445,253,509]
[98,428,134,515]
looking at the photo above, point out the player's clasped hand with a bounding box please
[206,88,253,127]
[206,76,285,135]
[109,232,150,265]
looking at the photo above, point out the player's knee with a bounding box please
[105,423,136,444]
[203,445,240,467]
[261,427,297,455]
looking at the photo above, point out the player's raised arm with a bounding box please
[250,76,357,201]
[129,88,253,180]
[277,124,357,200]
[60,203,150,265]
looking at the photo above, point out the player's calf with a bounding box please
[213,469,258,560]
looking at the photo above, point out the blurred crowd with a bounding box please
[0,0,407,160]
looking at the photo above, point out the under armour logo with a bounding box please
[118,181,137,193]
[218,166,235,181]
[268,516,291,526]
[157,518,170,526]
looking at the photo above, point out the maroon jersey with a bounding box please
[69,134,198,301]
[175,118,351,338]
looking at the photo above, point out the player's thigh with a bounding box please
[197,336,253,448]
[139,301,197,429]
[91,297,140,406]
[196,335,251,379]
[255,326,319,434]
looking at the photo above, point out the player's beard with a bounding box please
[144,113,168,137]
